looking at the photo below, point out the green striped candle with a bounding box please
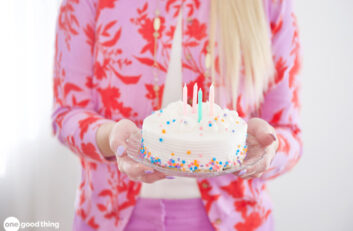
[198,89,202,122]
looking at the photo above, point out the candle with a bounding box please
[183,84,187,115]
[209,84,214,116]
[192,83,197,113]
[198,89,203,122]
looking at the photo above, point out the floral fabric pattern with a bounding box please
[52,0,302,230]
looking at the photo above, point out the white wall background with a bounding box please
[0,0,352,230]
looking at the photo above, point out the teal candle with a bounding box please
[198,89,202,122]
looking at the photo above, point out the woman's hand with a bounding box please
[235,118,278,179]
[109,119,166,183]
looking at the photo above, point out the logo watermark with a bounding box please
[3,217,60,230]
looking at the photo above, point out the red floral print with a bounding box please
[52,0,302,230]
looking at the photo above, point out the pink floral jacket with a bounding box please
[52,0,302,230]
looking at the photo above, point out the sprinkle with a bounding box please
[232,129,235,133]
[187,150,191,155]
[208,123,212,127]
[172,119,176,123]
[171,153,175,156]
[159,138,163,142]
[200,126,203,130]
[166,121,170,125]
[162,129,166,134]
[219,161,223,165]
[159,109,163,113]
[221,119,224,122]
[214,117,218,121]
[212,157,216,161]
[182,160,186,164]
[224,113,227,117]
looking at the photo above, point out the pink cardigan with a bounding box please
[52,0,302,230]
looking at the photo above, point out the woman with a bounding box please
[52,0,302,230]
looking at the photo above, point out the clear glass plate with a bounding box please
[126,130,265,178]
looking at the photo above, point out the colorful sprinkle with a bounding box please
[159,138,163,142]
[172,119,176,123]
[171,152,175,156]
[166,121,170,125]
[187,150,191,155]
[162,129,166,134]
[208,123,212,127]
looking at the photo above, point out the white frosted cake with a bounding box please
[140,101,248,173]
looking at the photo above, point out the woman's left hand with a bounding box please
[235,118,278,179]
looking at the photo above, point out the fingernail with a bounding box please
[116,145,125,157]
[165,176,175,179]
[269,133,276,141]
[144,170,154,174]
[238,169,247,176]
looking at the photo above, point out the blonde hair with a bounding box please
[209,0,275,107]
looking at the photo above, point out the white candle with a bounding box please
[183,84,187,115]
[209,84,214,116]
[192,83,197,113]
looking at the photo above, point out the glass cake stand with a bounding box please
[126,131,266,178]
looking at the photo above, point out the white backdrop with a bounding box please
[0,0,352,230]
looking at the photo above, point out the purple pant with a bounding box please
[73,198,214,231]
[124,198,214,231]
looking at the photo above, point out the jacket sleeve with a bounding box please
[52,0,112,162]
[260,0,303,180]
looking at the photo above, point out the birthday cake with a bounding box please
[140,96,248,174]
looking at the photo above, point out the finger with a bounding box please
[240,155,270,179]
[139,171,166,183]
[117,156,166,183]
[118,155,150,177]
[247,118,276,147]
[109,119,139,154]
[125,130,143,158]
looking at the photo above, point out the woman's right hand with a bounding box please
[109,119,166,183]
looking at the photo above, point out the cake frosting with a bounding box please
[140,101,248,173]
